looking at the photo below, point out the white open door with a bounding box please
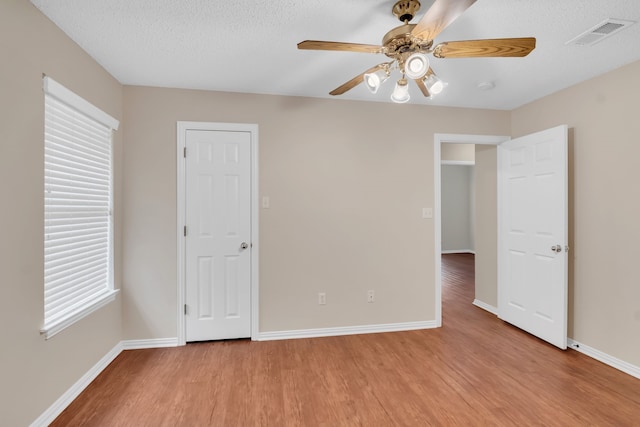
[498,125,568,349]
[184,128,253,342]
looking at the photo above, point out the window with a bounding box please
[41,77,119,339]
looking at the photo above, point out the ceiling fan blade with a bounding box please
[329,64,385,96]
[411,0,477,41]
[298,40,384,54]
[433,37,536,58]
[415,78,430,97]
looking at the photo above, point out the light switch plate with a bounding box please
[422,208,433,219]
[262,196,270,209]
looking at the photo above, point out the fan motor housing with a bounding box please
[382,24,433,58]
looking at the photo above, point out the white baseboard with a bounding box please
[30,341,123,427]
[473,299,498,315]
[122,337,179,350]
[568,339,640,380]
[442,250,476,255]
[256,320,437,341]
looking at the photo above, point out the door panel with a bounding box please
[186,129,251,342]
[499,125,568,349]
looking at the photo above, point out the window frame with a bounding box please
[41,76,119,339]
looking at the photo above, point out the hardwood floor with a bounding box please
[52,254,640,426]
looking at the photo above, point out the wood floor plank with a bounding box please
[51,254,640,426]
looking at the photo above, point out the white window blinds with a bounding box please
[42,76,119,339]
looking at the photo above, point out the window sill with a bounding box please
[40,289,119,340]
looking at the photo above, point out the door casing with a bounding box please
[176,121,259,345]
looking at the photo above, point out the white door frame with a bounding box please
[176,121,259,345]
[433,133,510,326]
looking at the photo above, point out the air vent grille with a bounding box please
[567,18,636,46]
[592,22,625,35]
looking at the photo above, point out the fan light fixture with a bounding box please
[364,68,390,94]
[391,78,410,103]
[404,53,429,79]
[423,73,444,95]
[365,63,446,102]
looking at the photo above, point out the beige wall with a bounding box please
[0,1,123,425]
[511,60,640,367]
[122,86,510,338]
[441,143,475,162]
[474,146,498,308]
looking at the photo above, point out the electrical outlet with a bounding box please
[367,290,375,303]
[318,292,326,305]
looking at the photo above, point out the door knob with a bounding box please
[551,245,562,253]
[240,242,249,250]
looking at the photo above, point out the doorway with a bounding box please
[433,134,509,326]
[176,121,259,345]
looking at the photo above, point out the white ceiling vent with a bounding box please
[567,19,636,46]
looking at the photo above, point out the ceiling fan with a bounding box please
[297,0,536,103]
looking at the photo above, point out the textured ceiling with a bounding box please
[31,0,640,110]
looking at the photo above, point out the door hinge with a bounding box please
[184,225,187,237]
[184,304,187,315]
[183,147,187,158]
